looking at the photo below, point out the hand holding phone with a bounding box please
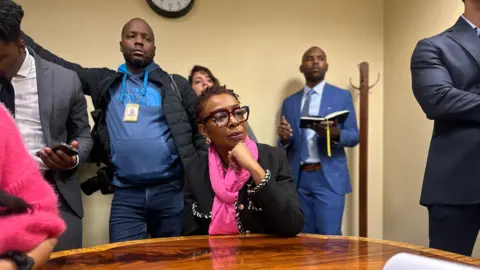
[51,142,78,157]
[37,141,79,170]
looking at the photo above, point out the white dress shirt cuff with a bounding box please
[69,155,80,169]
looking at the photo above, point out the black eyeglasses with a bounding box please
[202,106,250,127]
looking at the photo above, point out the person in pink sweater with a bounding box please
[0,104,66,270]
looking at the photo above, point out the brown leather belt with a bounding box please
[301,163,322,172]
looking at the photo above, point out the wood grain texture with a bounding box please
[43,234,480,269]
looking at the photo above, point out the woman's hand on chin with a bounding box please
[228,143,265,183]
[228,142,255,171]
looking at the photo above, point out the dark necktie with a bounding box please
[0,78,15,117]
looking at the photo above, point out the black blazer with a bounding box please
[183,143,304,237]
[411,17,480,205]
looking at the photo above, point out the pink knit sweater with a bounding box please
[0,104,66,254]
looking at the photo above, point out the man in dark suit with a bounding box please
[411,0,480,257]
[0,1,92,251]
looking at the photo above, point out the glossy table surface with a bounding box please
[43,234,480,269]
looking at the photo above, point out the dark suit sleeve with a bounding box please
[173,74,207,154]
[22,32,111,97]
[411,38,480,122]
[67,73,93,165]
[251,147,304,237]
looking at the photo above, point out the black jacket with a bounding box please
[22,33,206,172]
[183,144,304,237]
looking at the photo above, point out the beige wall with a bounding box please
[383,0,480,258]
[17,0,385,247]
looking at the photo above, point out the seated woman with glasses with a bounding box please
[0,105,66,270]
[183,86,304,236]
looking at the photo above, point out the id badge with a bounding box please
[123,103,140,122]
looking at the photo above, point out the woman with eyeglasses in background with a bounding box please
[0,105,66,270]
[188,65,258,142]
[182,86,303,236]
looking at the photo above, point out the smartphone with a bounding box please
[51,142,78,156]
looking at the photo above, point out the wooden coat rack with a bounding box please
[349,62,380,237]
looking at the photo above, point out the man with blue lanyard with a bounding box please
[22,18,206,242]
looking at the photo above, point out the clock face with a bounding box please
[147,0,194,18]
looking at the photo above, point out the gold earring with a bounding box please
[205,137,211,144]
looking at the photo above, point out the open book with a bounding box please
[300,110,349,129]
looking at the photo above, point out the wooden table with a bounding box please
[43,234,479,269]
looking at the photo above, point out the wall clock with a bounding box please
[146,0,195,19]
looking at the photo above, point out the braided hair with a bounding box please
[0,190,32,216]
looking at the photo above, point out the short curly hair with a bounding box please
[0,0,24,43]
[196,85,240,123]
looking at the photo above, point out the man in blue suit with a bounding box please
[277,46,359,235]
[411,0,480,257]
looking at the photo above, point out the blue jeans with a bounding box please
[109,179,184,243]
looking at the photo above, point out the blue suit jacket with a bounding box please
[411,17,480,205]
[278,83,359,195]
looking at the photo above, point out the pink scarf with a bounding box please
[208,136,258,235]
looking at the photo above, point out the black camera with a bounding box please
[81,167,115,195]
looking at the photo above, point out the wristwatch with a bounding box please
[0,252,35,270]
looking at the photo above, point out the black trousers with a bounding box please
[44,171,83,252]
[428,203,480,256]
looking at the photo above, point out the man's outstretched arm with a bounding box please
[22,32,113,97]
